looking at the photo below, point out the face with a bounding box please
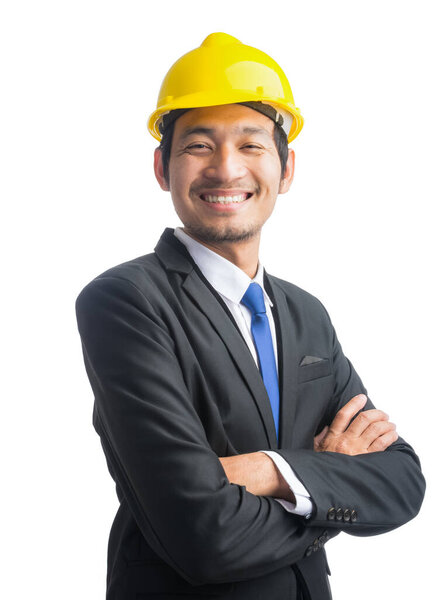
[154,104,294,245]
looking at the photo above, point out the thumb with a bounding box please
[314,425,329,451]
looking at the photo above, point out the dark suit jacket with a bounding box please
[75,227,425,600]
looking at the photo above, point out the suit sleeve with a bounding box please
[275,313,426,535]
[76,275,339,586]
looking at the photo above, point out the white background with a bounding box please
[1,1,440,597]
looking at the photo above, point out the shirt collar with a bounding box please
[174,227,273,307]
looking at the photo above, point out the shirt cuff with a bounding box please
[260,450,313,519]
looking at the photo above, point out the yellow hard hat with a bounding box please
[147,32,304,143]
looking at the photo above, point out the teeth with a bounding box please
[202,194,249,204]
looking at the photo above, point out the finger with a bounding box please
[360,421,396,447]
[346,409,389,437]
[367,429,399,452]
[329,394,367,435]
[314,425,329,451]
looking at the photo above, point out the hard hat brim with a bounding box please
[148,94,304,143]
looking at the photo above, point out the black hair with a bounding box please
[158,114,289,185]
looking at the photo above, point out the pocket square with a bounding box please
[300,355,327,366]
[298,356,331,383]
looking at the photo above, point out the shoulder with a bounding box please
[75,251,166,313]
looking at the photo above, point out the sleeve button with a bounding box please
[343,508,351,522]
[351,509,358,522]
[327,507,336,520]
[336,507,343,521]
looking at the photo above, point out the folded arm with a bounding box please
[219,394,401,518]
[219,393,397,494]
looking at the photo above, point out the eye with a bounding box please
[185,143,211,152]
[241,144,263,150]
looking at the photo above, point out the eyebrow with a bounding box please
[179,126,215,140]
[178,125,272,141]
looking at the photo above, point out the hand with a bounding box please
[219,453,296,503]
[314,394,398,455]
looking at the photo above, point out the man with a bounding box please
[75,33,425,599]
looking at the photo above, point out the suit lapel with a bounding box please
[155,229,278,449]
[264,273,298,448]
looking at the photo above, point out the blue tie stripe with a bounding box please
[241,282,280,442]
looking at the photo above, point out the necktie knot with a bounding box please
[241,282,266,315]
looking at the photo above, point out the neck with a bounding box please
[183,229,261,279]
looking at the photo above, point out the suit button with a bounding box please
[327,508,336,520]
[313,538,319,551]
[336,507,343,521]
[306,546,313,557]
[322,530,330,541]
[319,535,327,545]
[351,509,358,523]
[343,509,351,522]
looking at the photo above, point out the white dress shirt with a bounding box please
[174,227,313,518]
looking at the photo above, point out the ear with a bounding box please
[278,148,295,194]
[154,147,170,191]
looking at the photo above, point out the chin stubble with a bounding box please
[181,222,262,243]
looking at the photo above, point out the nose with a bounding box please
[202,145,247,182]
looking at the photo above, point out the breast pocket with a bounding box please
[298,358,332,383]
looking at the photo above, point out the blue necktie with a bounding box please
[241,282,280,442]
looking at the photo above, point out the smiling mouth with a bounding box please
[199,193,253,204]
